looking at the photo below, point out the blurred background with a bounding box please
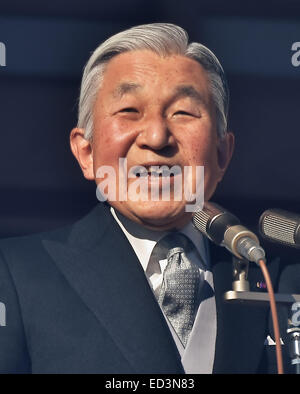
[0,0,300,238]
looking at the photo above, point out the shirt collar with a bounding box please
[110,207,209,272]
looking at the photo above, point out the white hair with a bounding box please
[77,23,229,141]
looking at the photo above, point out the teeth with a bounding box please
[130,166,148,177]
[149,171,161,177]
[149,169,169,177]
[130,165,181,177]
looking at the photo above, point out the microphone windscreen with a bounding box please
[259,209,300,248]
[192,202,240,245]
[192,209,210,237]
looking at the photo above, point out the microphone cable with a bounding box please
[258,258,284,374]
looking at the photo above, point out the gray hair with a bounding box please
[78,23,229,141]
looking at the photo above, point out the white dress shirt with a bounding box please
[110,207,217,373]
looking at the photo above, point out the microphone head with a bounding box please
[192,201,240,245]
[192,201,222,238]
[259,209,300,248]
[194,201,264,263]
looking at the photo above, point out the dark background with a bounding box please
[0,0,300,238]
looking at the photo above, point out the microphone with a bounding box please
[192,201,266,264]
[259,209,300,248]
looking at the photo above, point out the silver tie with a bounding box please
[155,233,201,347]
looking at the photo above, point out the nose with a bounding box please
[135,115,174,151]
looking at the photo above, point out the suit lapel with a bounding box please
[211,243,280,373]
[43,203,183,374]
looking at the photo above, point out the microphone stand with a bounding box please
[224,257,300,374]
[224,257,300,306]
[287,305,300,374]
[287,326,300,373]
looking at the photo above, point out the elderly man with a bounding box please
[0,23,286,374]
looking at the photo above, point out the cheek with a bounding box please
[183,133,221,198]
[92,118,137,166]
[184,133,218,167]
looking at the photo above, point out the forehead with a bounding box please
[99,50,211,97]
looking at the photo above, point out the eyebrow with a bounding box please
[113,82,142,98]
[172,85,205,106]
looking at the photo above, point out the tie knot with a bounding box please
[161,233,192,255]
[147,233,194,276]
[151,233,192,261]
[166,246,184,260]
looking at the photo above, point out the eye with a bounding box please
[174,110,192,116]
[119,107,138,113]
[173,110,201,118]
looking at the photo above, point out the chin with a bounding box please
[127,201,192,230]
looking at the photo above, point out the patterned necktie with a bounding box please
[154,233,201,347]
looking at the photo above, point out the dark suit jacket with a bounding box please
[0,202,292,373]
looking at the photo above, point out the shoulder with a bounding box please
[0,202,112,275]
[0,224,72,266]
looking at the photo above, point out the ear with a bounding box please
[70,128,95,180]
[216,131,235,182]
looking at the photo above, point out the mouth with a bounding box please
[129,164,182,179]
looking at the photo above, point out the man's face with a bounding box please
[71,50,234,230]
